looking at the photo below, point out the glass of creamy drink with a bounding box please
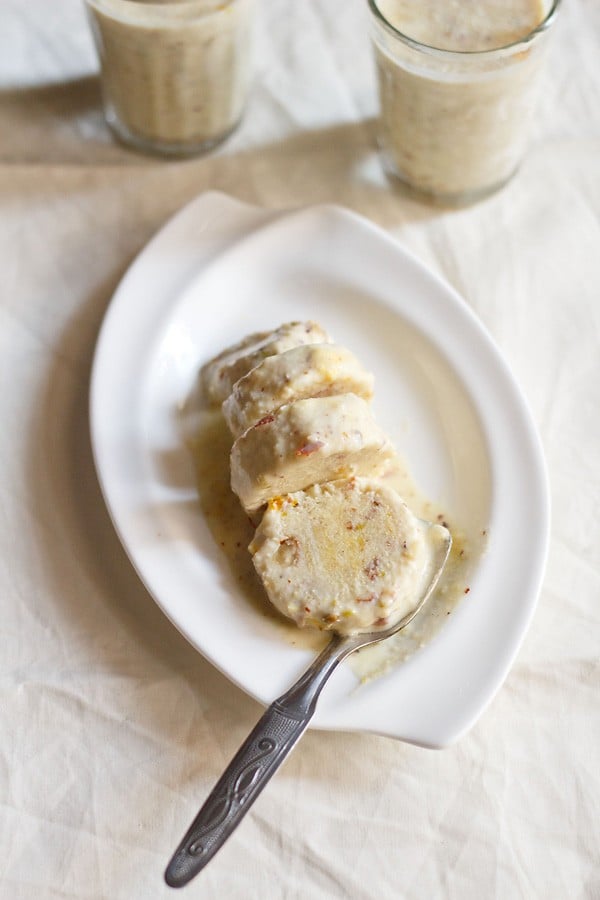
[85,0,256,157]
[368,0,561,203]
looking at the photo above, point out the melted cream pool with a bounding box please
[187,405,479,684]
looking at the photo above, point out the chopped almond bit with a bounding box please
[278,536,301,566]
[255,414,275,427]
[364,557,382,581]
[295,440,325,456]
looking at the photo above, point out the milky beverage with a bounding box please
[86,0,255,154]
[371,0,555,200]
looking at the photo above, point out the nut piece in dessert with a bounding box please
[250,478,442,635]
[201,321,330,405]
[230,394,395,514]
[222,343,375,438]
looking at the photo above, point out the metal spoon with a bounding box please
[165,523,451,888]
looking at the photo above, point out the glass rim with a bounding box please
[84,0,245,27]
[367,0,562,58]
[85,0,239,12]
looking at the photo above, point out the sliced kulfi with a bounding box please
[230,393,395,514]
[250,478,445,634]
[201,321,330,405]
[222,343,375,438]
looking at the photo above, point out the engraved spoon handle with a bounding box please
[165,527,452,889]
[164,633,351,888]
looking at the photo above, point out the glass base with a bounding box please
[380,152,520,208]
[105,106,243,159]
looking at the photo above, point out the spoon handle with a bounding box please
[164,633,349,888]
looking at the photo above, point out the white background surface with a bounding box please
[1,1,599,898]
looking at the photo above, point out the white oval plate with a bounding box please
[90,191,549,748]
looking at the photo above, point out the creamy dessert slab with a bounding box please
[202,321,330,404]
[223,343,374,439]
[250,478,446,635]
[230,393,395,514]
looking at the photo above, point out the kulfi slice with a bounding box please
[250,478,446,634]
[230,393,396,514]
[201,321,330,405]
[222,343,375,438]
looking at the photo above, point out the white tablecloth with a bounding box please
[1,1,599,897]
